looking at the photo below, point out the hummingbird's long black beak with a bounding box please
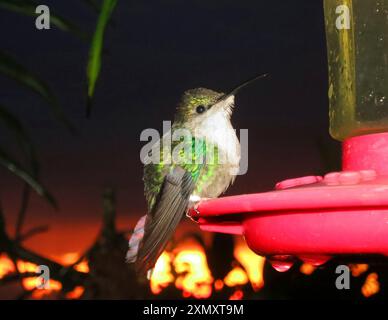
[216,73,269,103]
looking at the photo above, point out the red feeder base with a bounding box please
[189,132,388,270]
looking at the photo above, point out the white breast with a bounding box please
[194,112,241,167]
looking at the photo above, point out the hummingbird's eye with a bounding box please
[196,105,206,114]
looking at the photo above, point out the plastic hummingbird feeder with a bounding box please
[188,0,388,271]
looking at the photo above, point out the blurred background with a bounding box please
[0,0,385,299]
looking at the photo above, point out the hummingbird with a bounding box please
[127,73,267,274]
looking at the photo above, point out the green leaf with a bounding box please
[0,104,39,174]
[0,146,57,208]
[0,0,87,39]
[86,0,118,116]
[0,50,75,133]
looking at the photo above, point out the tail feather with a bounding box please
[126,215,147,263]
[127,166,195,274]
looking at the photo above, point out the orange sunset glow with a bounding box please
[149,237,266,300]
[0,252,88,299]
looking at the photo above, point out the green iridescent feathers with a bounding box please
[143,136,219,211]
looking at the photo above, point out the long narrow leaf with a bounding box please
[0,104,39,173]
[0,146,57,208]
[86,0,118,116]
[0,50,75,133]
[0,0,86,38]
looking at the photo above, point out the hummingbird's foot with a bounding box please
[186,195,210,221]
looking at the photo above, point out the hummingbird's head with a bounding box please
[173,73,268,129]
[174,88,233,127]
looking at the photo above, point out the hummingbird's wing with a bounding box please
[134,165,196,273]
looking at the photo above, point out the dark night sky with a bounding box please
[0,0,341,255]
